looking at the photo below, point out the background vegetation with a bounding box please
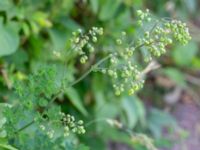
[0,0,199,150]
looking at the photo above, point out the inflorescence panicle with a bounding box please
[88,9,191,96]
[5,9,191,143]
[71,27,103,64]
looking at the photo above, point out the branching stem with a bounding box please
[15,54,112,134]
[15,22,160,134]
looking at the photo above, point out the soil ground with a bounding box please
[165,101,200,150]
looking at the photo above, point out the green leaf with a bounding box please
[133,97,146,126]
[48,28,68,51]
[65,88,88,116]
[122,96,145,128]
[92,74,106,107]
[0,21,19,57]
[173,42,198,66]
[99,0,121,21]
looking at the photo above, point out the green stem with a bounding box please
[15,120,35,134]
[85,118,109,127]
[49,54,112,106]
[69,54,112,87]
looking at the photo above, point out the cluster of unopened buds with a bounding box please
[39,125,55,138]
[99,58,145,96]
[164,20,191,45]
[135,9,191,59]
[136,9,152,25]
[71,27,103,64]
[69,10,191,96]
[95,9,191,96]
[39,113,85,139]
[61,113,85,137]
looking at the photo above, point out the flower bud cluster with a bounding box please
[71,27,103,64]
[95,10,191,96]
[39,113,85,139]
[134,14,191,62]
[164,20,191,45]
[100,59,144,96]
[137,26,173,60]
[136,9,151,26]
[39,124,55,139]
[60,113,85,137]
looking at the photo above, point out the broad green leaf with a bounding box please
[122,96,145,128]
[92,75,106,107]
[0,21,19,57]
[122,97,137,128]
[173,42,198,66]
[95,103,120,133]
[65,88,88,116]
[48,28,68,51]
[133,97,146,126]
[4,49,28,71]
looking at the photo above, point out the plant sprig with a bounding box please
[1,9,191,149]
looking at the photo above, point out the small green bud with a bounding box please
[78,120,84,125]
[136,10,143,16]
[116,39,122,45]
[115,90,121,96]
[137,20,142,26]
[72,127,77,133]
[128,88,134,95]
[147,17,151,22]
[80,55,88,64]
[92,36,97,42]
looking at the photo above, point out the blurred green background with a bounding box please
[0,0,200,150]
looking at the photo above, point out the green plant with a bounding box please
[0,7,191,149]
